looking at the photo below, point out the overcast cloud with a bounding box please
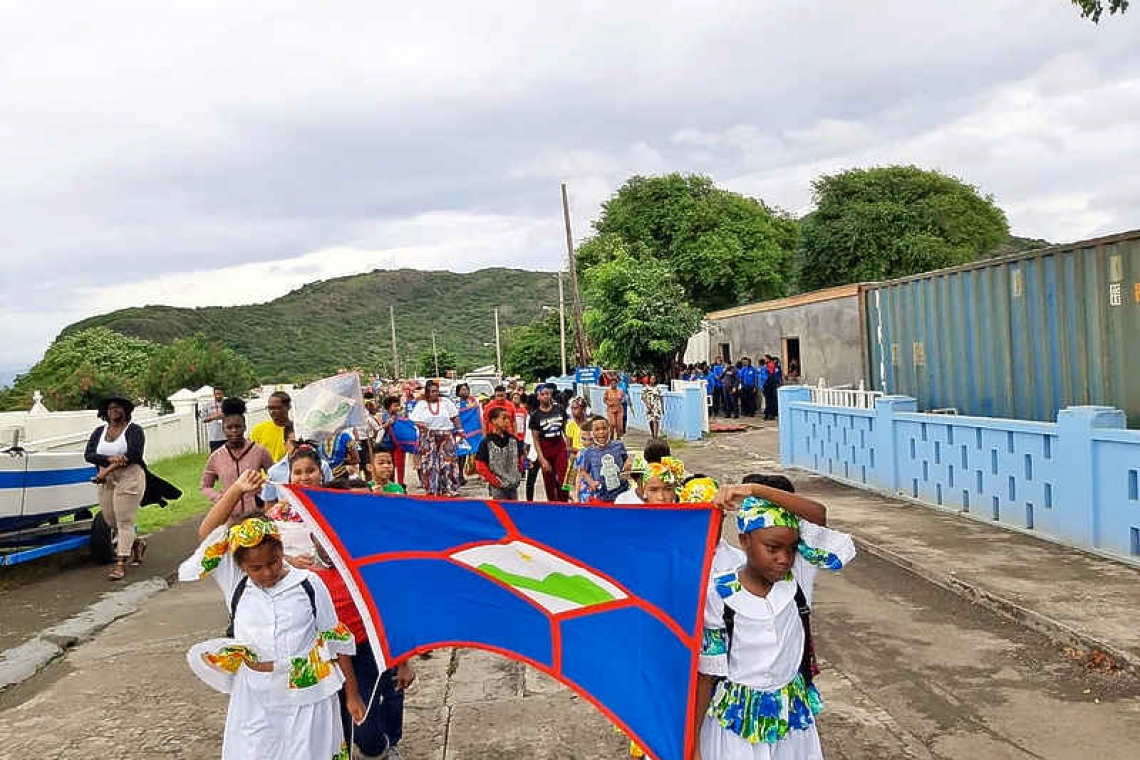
[1,0,1137,371]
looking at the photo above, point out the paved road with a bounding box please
[0,518,201,653]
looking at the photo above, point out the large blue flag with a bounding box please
[286,488,717,760]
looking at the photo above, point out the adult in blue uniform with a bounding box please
[738,357,760,417]
[707,358,726,417]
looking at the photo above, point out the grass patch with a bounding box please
[135,452,210,535]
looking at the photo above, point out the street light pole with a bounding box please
[557,272,567,376]
[494,308,502,373]
[561,182,590,366]
[389,304,399,379]
[432,330,440,378]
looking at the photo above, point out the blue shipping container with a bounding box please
[863,229,1140,424]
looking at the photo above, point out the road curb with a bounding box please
[850,531,1135,671]
[0,576,169,691]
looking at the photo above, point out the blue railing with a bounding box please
[582,384,704,441]
[779,385,1140,562]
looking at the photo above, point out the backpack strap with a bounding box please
[722,604,736,655]
[225,576,318,638]
[794,582,818,686]
[225,576,249,638]
[300,578,318,620]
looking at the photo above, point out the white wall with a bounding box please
[16,386,273,461]
[24,410,199,461]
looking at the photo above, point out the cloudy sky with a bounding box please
[2,1,1137,374]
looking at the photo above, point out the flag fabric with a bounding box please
[389,405,484,455]
[285,488,718,760]
[390,419,419,453]
[291,373,370,442]
[456,405,484,456]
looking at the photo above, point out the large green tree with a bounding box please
[2,327,160,411]
[577,173,799,313]
[582,242,703,377]
[502,312,574,382]
[797,165,1009,291]
[1073,0,1127,21]
[142,334,258,408]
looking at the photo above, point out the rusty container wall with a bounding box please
[863,229,1140,424]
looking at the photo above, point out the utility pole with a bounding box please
[493,307,502,373]
[561,182,590,367]
[389,305,400,379]
[557,272,567,376]
[431,330,440,378]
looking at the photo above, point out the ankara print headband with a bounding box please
[736,496,845,570]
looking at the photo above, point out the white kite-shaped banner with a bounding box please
[291,372,369,442]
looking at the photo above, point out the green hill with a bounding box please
[58,267,561,381]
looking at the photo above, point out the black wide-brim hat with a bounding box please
[96,396,136,420]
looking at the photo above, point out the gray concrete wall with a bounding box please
[706,295,863,387]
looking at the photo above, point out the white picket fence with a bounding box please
[807,379,883,410]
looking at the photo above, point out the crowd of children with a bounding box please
[183,378,853,760]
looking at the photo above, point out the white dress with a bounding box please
[698,521,856,760]
[179,528,356,760]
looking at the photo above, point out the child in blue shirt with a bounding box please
[574,416,630,502]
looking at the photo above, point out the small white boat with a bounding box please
[0,450,97,532]
[1,450,103,565]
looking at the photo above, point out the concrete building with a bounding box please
[696,284,867,387]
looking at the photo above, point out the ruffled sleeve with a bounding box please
[792,520,856,605]
[308,572,357,659]
[178,524,243,598]
[699,573,733,677]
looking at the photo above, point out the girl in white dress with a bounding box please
[179,469,365,760]
[695,484,856,760]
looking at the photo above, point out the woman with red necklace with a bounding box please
[409,380,465,496]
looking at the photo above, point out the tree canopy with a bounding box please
[416,347,459,378]
[581,241,702,377]
[796,165,1009,291]
[502,311,573,382]
[1,327,160,411]
[577,174,798,313]
[1073,0,1128,22]
[142,334,258,408]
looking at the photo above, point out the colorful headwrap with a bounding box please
[736,496,801,533]
[645,456,685,485]
[200,518,281,575]
[679,476,719,504]
[736,496,846,570]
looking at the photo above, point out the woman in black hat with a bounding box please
[84,396,147,581]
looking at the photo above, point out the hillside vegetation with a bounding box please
[58,268,560,381]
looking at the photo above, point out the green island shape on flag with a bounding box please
[477,564,616,607]
[306,401,351,428]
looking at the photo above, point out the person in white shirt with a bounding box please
[409,380,466,496]
[696,482,856,760]
[178,470,364,760]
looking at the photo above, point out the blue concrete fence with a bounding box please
[778,385,1140,562]
[582,384,705,441]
